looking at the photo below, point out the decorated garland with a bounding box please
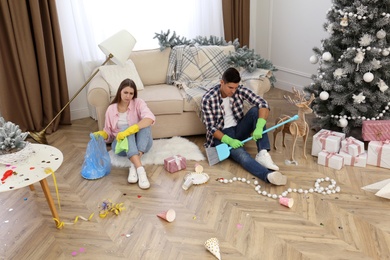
[153,30,278,85]
[217,176,341,201]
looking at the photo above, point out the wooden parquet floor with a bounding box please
[1,88,390,260]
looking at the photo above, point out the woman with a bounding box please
[94,78,155,189]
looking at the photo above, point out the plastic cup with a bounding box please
[157,209,176,222]
[279,197,294,208]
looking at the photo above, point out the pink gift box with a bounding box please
[318,151,344,170]
[164,155,186,173]
[340,137,365,157]
[367,141,390,169]
[311,129,345,157]
[362,120,390,141]
[338,151,367,167]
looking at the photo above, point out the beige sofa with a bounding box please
[87,47,272,139]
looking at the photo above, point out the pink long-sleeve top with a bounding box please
[103,98,155,143]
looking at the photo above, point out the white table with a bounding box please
[0,144,63,226]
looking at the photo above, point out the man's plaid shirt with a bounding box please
[201,84,269,148]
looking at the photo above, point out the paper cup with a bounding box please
[182,177,193,190]
[157,209,176,222]
[279,197,294,208]
[194,163,203,173]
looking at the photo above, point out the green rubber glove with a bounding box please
[116,124,139,141]
[253,118,266,141]
[93,130,108,140]
[221,135,243,149]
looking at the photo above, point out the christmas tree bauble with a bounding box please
[376,29,386,39]
[319,91,329,100]
[310,55,319,64]
[382,49,389,56]
[363,72,374,82]
[339,118,348,127]
[322,52,332,61]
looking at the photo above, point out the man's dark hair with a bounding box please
[222,67,241,83]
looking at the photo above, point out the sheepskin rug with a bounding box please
[109,136,205,167]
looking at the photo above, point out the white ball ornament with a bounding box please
[363,72,374,82]
[322,52,332,61]
[382,49,389,56]
[310,55,319,64]
[377,29,386,39]
[339,118,348,127]
[319,91,329,100]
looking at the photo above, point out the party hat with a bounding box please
[204,237,221,260]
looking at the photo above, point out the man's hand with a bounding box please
[253,118,266,141]
[221,135,243,149]
[116,124,139,141]
[93,130,108,140]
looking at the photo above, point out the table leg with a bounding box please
[29,184,35,191]
[39,178,60,224]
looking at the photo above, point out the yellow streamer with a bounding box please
[45,167,61,211]
[99,200,125,218]
[53,212,94,229]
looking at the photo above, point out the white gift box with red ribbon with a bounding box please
[340,136,365,157]
[317,151,345,170]
[164,155,187,173]
[338,151,367,167]
[367,140,390,169]
[311,129,346,157]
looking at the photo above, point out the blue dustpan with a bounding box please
[207,115,299,165]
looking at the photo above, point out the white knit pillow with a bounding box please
[99,60,144,97]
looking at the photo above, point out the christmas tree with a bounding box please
[304,0,390,138]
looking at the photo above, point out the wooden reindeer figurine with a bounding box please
[273,87,315,163]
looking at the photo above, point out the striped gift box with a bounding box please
[362,120,390,141]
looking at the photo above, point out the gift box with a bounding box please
[164,155,186,173]
[340,136,365,157]
[311,129,345,157]
[362,120,390,141]
[338,151,367,167]
[318,151,344,170]
[367,141,390,169]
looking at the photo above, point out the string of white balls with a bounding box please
[328,5,390,20]
[218,176,341,200]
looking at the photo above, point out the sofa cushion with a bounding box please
[137,84,184,115]
[99,60,144,97]
[129,48,171,86]
[170,45,235,84]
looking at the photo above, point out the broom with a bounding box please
[206,115,299,166]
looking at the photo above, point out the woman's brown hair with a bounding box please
[110,78,138,105]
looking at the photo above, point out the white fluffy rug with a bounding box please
[109,136,205,167]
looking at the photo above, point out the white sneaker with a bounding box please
[267,171,287,186]
[128,164,138,183]
[137,167,150,189]
[255,149,280,171]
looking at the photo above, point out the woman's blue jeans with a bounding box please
[112,126,153,159]
[212,107,272,182]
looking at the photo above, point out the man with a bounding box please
[201,67,287,185]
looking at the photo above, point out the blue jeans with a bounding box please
[212,107,272,182]
[112,126,153,158]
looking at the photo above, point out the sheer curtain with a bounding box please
[56,0,224,119]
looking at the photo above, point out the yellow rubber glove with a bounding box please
[93,130,108,140]
[116,124,139,141]
[253,118,266,141]
[221,135,243,149]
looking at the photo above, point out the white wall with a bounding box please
[251,0,331,92]
[60,0,332,120]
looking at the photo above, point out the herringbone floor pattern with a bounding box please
[1,88,390,260]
